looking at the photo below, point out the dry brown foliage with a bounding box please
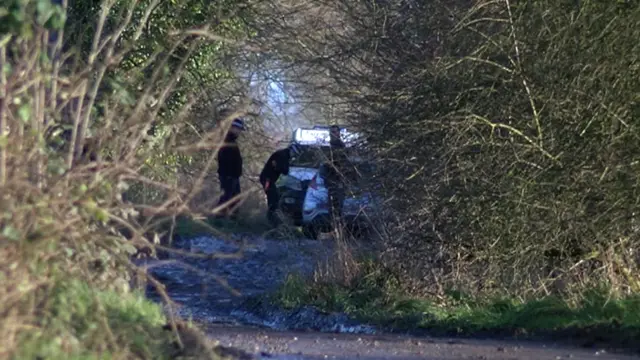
[259,0,640,299]
[0,0,277,356]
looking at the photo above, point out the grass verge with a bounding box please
[270,261,640,351]
[12,280,172,360]
[7,277,249,360]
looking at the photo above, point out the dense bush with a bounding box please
[293,0,640,297]
[0,0,263,356]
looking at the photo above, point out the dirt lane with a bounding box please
[206,325,639,360]
[146,234,640,360]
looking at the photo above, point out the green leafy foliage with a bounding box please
[316,0,640,297]
[0,0,65,35]
[0,0,260,357]
[16,280,172,360]
[59,0,256,206]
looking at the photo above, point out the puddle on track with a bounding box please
[135,234,375,333]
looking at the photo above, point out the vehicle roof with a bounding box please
[311,124,350,130]
[290,126,361,147]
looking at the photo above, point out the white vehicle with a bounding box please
[301,157,381,240]
[274,145,329,225]
[275,126,375,234]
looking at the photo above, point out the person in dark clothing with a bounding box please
[326,125,348,223]
[216,117,245,218]
[259,143,302,226]
[329,125,346,152]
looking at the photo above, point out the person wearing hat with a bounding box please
[259,143,302,226]
[216,114,246,219]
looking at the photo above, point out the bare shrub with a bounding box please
[266,0,640,298]
[0,0,275,355]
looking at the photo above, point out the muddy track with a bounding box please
[206,325,638,360]
[137,234,339,326]
[135,234,640,360]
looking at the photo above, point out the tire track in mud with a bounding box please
[136,233,374,332]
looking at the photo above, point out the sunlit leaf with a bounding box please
[36,0,54,25]
[95,208,110,223]
[122,243,138,255]
[2,225,21,241]
[18,103,31,123]
[47,6,66,30]
[0,34,11,47]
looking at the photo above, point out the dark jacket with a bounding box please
[259,148,291,185]
[326,139,350,185]
[330,139,349,169]
[217,134,243,178]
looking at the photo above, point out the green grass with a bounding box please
[15,279,177,360]
[271,263,640,347]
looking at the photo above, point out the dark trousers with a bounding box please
[217,175,241,218]
[326,180,345,223]
[262,179,280,226]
